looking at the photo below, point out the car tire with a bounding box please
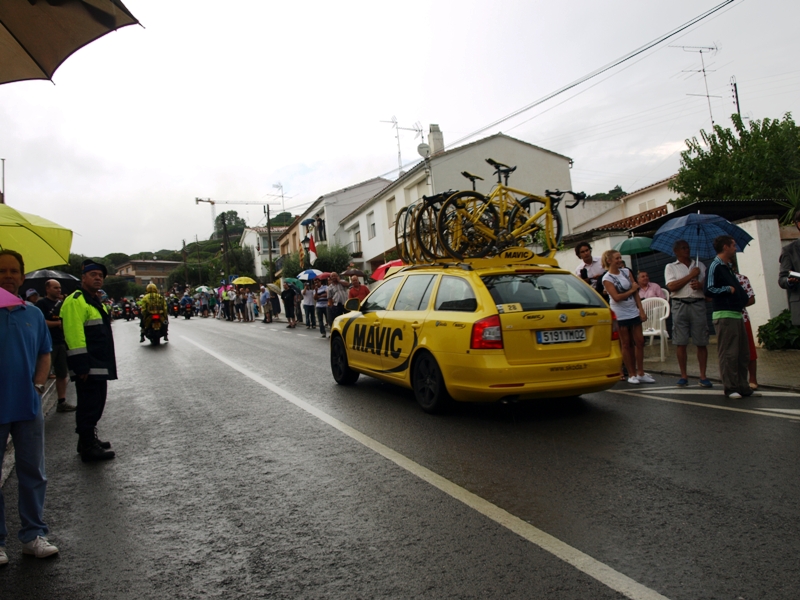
[331,335,359,385]
[412,352,451,414]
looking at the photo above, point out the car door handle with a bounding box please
[411,321,422,329]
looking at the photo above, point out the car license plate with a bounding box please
[537,329,586,344]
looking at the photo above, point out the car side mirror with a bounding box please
[344,298,361,312]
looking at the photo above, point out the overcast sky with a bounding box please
[1,0,798,258]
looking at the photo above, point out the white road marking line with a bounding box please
[181,335,670,600]
[297,334,307,337]
[614,390,800,422]
[626,389,799,397]
[761,408,800,415]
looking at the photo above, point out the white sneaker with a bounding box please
[637,373,656,383]
[21,536,58,558]
[627,376,640,384]
[0,546,7,565]
[728,392,743,400]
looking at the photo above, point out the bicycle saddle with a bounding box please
[486,158,515,170]
[460,171,484,182]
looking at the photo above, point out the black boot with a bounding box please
[78,433,115,462]
[139,331,145,343]
[76,428,112,453]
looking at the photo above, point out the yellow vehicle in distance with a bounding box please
[329,249,623,413]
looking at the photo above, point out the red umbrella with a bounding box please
[317,272,331,280]
[371,259,405,281]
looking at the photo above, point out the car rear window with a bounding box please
[480,273,605,311]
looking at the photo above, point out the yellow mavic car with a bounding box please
[329,251,623,413]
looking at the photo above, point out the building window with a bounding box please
[387,197,396,228]
[367,212,376,239]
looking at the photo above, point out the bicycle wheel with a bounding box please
[394,206,411,263]
[508,196,563,256]
[436,191,498,260]
[405,203,423,264]
[415,200,444,261]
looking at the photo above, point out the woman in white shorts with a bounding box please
[602,250,655,384]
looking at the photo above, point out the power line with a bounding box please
[444,0,739,150]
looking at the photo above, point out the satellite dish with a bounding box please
[417,143,431,158]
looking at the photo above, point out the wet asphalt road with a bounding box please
[2,314,800,599]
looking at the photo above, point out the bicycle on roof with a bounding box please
[435,158,585,260]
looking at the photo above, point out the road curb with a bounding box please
[0,380,58,488]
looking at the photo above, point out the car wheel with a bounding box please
[412,352,451,413]
[331,335,359,385]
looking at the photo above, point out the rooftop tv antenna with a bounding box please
[672,44,720,125]
[380,116,424,174]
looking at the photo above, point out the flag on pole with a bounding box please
[308,234,318,265]
[298,244,305,269]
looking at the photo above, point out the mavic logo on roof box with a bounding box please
[499,249,534,261]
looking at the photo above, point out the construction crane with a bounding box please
[195,197,284,237]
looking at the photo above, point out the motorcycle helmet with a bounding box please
[146,283,158,293]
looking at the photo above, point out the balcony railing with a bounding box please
[346,240,362,258]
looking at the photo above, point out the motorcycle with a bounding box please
[144,313,167,346]
[111,304,122,320]
[182,303,192,319]
[170,302,180,319]
[123,304,133,321]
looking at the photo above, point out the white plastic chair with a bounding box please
[661,287,670,302]
[641,297,670,361]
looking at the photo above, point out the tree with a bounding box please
[214,210,247,239]
[312,244,353,275]
[270,211,295,227]
[670,113,800,208]
[587,185,626,201]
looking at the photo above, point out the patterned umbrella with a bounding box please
[651,213,752,260]
[297,269,322,281]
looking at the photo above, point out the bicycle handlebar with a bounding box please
[545,189,586,209]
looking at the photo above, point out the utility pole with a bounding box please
[182,239,189,286]
[221,214,231,284]
[730,76,741,118]
[194,235,203,282]
[265,205,274,283]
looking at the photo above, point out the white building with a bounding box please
[572,177,678,234]
[340,130,585,273]
[278,177,392,264]
[240,226,288,280]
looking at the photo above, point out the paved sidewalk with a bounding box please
[642,340,800,393]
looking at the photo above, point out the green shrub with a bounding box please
[757,309,800,350]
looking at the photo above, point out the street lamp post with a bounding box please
[301,236,310,270]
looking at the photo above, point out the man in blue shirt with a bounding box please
[0,249,59,564]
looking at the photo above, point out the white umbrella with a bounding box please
[297,269,323,281]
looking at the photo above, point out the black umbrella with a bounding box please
[23,269,80,298]
[0,0,140,85]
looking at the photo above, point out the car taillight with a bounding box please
[471,315,503,349]
[611,312,619,341]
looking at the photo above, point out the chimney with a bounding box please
[429,124,444,155]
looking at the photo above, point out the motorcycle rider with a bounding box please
[139,283,169,343]
[179,291,193,317]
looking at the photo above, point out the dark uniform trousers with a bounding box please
[75,378,107,436]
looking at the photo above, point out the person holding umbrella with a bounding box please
[664,240,712,388]
[36,279,77,413]
[706,236,753,399]
[0,249,60,561]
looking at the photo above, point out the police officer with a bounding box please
[139,283,169,343]
[60,260,116,462]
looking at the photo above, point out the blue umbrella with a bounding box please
[301,218,315,226]
[651,213,752,260]
[297,269,322,281]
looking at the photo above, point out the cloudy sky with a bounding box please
[1,0,798,258]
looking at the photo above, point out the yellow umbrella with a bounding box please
[232,276,257,285]
[0,204,72,271]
